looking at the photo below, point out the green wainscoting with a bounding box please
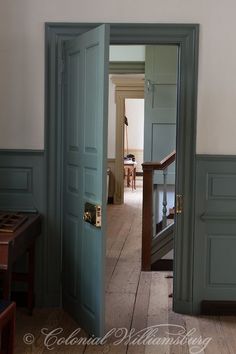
[1,150,235,313]
[0,150,49,307]
[0,151,45,212]
[193,155,236,312]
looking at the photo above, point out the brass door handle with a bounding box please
[83,203,102,228]
[83,211,92,223]
[176,194,184,214]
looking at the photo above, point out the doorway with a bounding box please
[123,97,144,197]
[45,23,199,333]
[108,74,145,204]
[107,43,178,305]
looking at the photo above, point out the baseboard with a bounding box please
[201,300,236,315]
[151,259,173,271]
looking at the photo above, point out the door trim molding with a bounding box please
[45,23,199,313]
[111,75,144,204]
[109,61,145,74]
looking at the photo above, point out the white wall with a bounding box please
[125,99,144,150]
[110,45,145,61]
[1,1,236,153]
[107,76,144,159]
[108,75,116,158]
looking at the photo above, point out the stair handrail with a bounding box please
[141,150,176,271]
[142,150,176,171]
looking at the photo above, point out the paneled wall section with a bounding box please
[0,151,46,306]
[193,155,236,312]
[1,151,236,311]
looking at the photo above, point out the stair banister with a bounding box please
[142,150,176,271]
[162,167,168,228]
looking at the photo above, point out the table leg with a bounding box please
[28,245,35,315]
[127,168,130,187]
[2,269,12,301]
[131,168,134,191]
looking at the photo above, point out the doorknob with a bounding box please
[84,211,92,223]
[83,202,102,228]
[176,194,184,214]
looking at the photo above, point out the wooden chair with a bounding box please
[0,301,16,354]
[124,161,137,191]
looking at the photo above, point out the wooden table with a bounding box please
[0,213,41,314]
[124,161,137,190]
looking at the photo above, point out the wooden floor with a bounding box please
[15,178,236,353]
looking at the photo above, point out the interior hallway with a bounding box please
[15,177,236,353]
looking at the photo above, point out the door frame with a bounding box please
[111,75,145,204]
[45,23,199,314]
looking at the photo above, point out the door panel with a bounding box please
[144,45,178,185]
[152,124,176,162]
[62,24,109,337]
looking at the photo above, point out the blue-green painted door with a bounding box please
[62,24,109,336]
[144,46,178,184]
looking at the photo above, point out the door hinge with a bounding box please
[176,194,184,214]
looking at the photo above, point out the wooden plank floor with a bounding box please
[15,177,236,353]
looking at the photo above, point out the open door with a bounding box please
[62,24,109,337]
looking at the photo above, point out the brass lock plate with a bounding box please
[83,202,102,228]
